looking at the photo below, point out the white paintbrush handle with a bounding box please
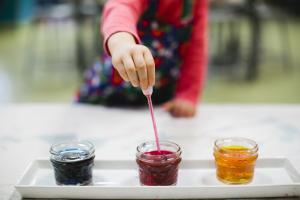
[142,86,153,96]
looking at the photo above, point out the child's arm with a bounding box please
[102,0,155,90]
[163,0,208,117]
[176,0,207,104]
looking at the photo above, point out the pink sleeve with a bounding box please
[175,0,208,105]
[101,0,148,55]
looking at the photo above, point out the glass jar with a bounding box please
[136,140,182,186]
[50,140,95,185]
[214,137,258,184]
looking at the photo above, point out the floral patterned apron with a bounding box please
[77,0,193,106]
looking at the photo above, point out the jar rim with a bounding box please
[137,140,181,155]
[214,137,258,152]
[50,140,95,162]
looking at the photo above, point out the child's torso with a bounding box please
[147,0,194,25]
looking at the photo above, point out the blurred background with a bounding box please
[0,0,299,103]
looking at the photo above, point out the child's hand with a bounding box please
[108,32,155,90]
[162,99,196,118]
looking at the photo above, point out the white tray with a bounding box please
[15,158,300,199]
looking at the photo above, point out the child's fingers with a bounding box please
[118,66,130,82]
[143,48,155,86]
[171,106,182,117]
[174,101,196,118]
[175,104,184,116]
[132,50,148,90]
[112,58,129,82]
[179,105,192,117]
[122,55,139,87]
[162,101,173,111]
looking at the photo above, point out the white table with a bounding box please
[0,104,300,199]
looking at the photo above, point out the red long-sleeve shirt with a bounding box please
[101,0,207,105]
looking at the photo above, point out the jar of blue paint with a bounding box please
[50,141,95,185]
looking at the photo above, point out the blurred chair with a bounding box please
[210,0,261,81]
[209,0,293,81]
[209,1,243,77]
[73,0,102,74]
[263,0,295,72]
[25,0,101,80]
[25,0,75,80]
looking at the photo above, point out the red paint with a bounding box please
[136,150,181,186]
[144,150,172,155]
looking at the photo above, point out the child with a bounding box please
[77,0,207,117]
